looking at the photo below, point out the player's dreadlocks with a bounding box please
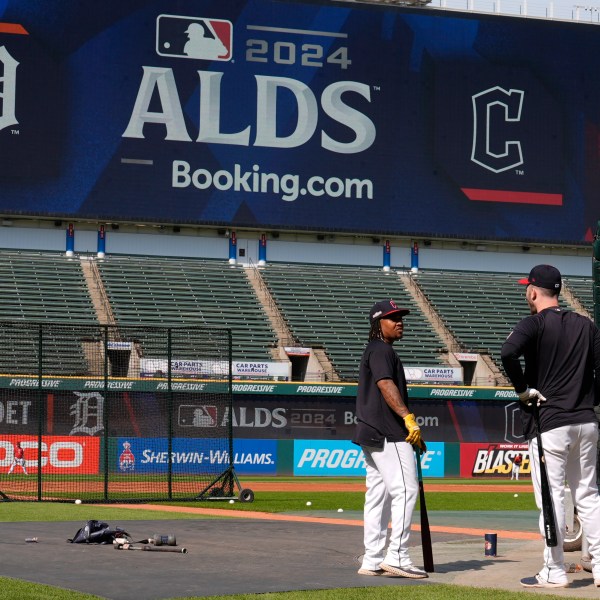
[369,319,383,341]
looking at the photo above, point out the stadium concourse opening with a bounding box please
[0,322,254,504]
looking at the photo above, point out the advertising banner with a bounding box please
[405,367,463,384]
[116,437,277,475]
[0,0,598,242]
[294,440,366,476]
[0,387,525,443]
[0,375,523,400]
[293,439,445,477]
[139,358,291,380]
[0,435,100,474]
[460,442,530,478]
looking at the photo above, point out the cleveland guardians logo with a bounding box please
[471,86,524,174]
[156,15,232,61]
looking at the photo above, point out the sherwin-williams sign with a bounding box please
[115,437,277,475]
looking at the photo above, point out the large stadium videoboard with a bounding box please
[0,0,598,243]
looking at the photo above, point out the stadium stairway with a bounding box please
[245,264,340,381]
[259,262,448,381]
[80,257,118,327]
[563,276,594,317]
[412,270,594,382]
[400,272,501,385]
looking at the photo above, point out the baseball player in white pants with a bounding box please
[361,440,419,572]
[501,265,600,588]
[529,422,600,586]
[353,300,427,579]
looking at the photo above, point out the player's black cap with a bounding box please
[518,264,562,292]
[369,300,410,325]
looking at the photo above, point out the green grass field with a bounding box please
[0,478,540,600]
[0,579,570,600]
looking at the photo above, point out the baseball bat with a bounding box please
[532,402,558,547]
[415,448,434,572]
[115,543,188,553]
[142,544,188,553]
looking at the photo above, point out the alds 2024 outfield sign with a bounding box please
[0,0,596,242]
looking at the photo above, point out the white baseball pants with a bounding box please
[511,464,520,480]
[529,421,600,583]
[360,439,419,570]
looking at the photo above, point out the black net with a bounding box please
[0,322,234,502]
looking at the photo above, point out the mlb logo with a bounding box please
[178,404,218,427]
[156,15,232,61]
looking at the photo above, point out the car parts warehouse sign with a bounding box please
[0,0,598,243]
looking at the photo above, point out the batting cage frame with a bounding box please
[0,322,253,503]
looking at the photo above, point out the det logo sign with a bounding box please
[0,436,100,474]
[460,443,530,478]
[294,441,445,477]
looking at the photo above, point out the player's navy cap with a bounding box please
[518,264,562,292]
[369,300,410,324]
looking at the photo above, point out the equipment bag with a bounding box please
[68,520,131,544]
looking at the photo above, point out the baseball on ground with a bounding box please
[514,494,519,498]
[75,499,82,504]
[306,501,312,506]
[337,508,343,513]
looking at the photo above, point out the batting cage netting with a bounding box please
[0,322,247,503]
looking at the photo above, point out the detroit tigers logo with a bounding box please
[0,45,18,132]
[471,86,524,173]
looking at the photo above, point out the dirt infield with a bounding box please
[241,481,533,493]
[107,502,541,542]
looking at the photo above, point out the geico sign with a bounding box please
[0,437,100,473]
[0,440,82,468]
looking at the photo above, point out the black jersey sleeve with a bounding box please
[501,316,539,393]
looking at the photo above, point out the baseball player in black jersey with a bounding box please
[353,300,427,579]
[501,264,600,589]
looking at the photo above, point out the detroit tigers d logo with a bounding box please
[0,46,18,132]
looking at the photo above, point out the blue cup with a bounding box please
[484,533,497,556]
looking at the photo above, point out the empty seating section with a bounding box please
[0,247,593,383]
[97,256,276,361]
[564,276,593,315]
[413,270,533,369]
[0,251,97,375]
[260,263,444,380]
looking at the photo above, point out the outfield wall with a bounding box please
[0,378,531,480]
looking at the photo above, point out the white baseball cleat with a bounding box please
[520,574,568,588]
[379,563,428,579]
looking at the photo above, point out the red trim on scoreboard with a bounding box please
[461,188,563,206]
[0,23,28,35]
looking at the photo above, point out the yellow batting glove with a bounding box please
[403,413,422,446]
